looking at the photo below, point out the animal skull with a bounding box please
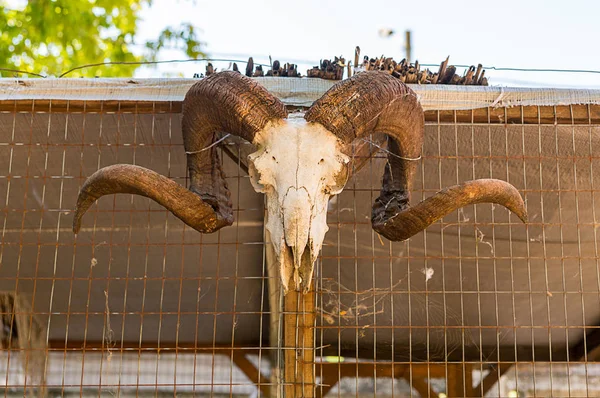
[73,71,528,294]
[247,117,349,292]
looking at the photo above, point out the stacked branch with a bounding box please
[239,57,301,78]
[196,53,488,85]
[306,56,345,80]
[244,57,265,77]
[194,62,230,78]
[205,62,215,76]
[351,47,488,85]
[266,60,301,77]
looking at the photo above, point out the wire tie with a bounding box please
[186,134,231,154]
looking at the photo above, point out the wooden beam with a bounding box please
[473,363,512,397]
[3,99,600,126]
[284,289,316,397]
[464,363,474,397]
[47,340,262,353]
[425,104,599,125]
[315,363,408,398]
[232,352,271,397]
[46,338,562,363]
[404,374,438,398]
[0,99,182,113]
[315,365,341,398]
[315,362,445,377]
[265,227,283,397]
[446,363,473,397]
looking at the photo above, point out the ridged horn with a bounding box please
[73,71,287,234]
[305,71,527,241]
[73,165,230,234]
[372,179,528,241]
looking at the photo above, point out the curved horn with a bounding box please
[305,71,527,241]
[74,71,287,234]
[73,165,231,234]
[372,179,528,241]
[182,71,287,213]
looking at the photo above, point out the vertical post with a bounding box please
[265,222,316,397]
[447,363,474,397]
[265,228,283,397]
[283,289,316,397]
[464,363,474,397]
[446,364,463,397]
[405,30,412,63]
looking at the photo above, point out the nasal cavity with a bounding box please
[282,187,311,252]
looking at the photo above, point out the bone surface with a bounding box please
[248,115,349,292]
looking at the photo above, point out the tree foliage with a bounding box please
[0,0,205,77]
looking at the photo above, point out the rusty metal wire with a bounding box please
[1,98,600,397]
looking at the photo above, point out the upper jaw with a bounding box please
[277,239,316,293]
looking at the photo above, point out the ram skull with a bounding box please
[73,71,527,293]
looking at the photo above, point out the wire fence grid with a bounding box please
[0,98,599,397]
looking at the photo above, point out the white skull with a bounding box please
[248,115,350,292]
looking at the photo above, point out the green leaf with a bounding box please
[0,0,206,77]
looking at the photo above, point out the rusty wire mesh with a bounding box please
[0,96,599,397]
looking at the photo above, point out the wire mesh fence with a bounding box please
[0,82,600,397]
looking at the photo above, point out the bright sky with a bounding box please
[134,0,600,88]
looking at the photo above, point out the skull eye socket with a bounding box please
[324,162,350,195]
[248,148,272,193]
[248,160,266,192]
